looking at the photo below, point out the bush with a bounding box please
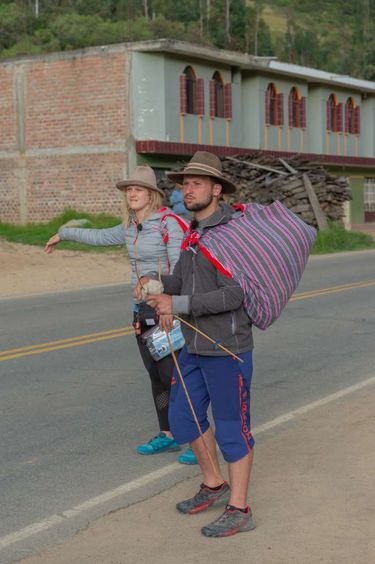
[311,223,374,254]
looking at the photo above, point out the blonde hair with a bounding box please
[122,188,164,227]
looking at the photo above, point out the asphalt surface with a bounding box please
[0,250,374,563]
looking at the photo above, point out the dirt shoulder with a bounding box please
[0,240,131,298]
[22,384,375,564]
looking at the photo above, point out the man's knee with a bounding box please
[215,419,255,462]
[169,403,209,445]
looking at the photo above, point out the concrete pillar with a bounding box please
[14,65,28,224]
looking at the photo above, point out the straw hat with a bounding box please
[116,165,164,196]
[166,151,237,194]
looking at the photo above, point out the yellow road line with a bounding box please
[0,279,374,363]
[290,279,375,302]
[0,326,134,357]
[0,330,135,362]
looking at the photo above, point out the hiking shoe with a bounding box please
[176,482,230,514]
[136,433,181,455]
[177,447,198,465]
[201,505,256,537]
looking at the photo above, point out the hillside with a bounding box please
[0,1,374,80]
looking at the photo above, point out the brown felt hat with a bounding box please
[166,151,237,194]
[116,165,164,196]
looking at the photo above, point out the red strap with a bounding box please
[160,212,189,243]
[232,203,245,213]
[197,243,233,278]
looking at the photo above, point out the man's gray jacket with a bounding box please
[162,204,254,356]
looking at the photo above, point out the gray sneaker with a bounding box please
[176,482,230,514]
[201,505,256,537]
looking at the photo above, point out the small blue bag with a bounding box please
[141,320,185,361]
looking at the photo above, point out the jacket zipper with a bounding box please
[231,311,240,352]
[192,253,199,353]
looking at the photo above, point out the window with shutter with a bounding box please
[276,93,284,126]
[265,83,278,126]
[288,89,294,127]
[209,80,216,118]
[223,83,232,119]
[288,87,302,128]
[299,97,306,128]
[326,99,332,131]
[335,102,343,132]
[211,71,224,118]
[327,94,340,131]
[345,98,360,134]
[183,66,197,114]
[179,74,187,114]
[265,87,271,125]
[196,78,205,115]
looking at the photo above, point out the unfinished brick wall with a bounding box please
[27,153,126,220]
[0,46,129,224]
[0,66,16,152]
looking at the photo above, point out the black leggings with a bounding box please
[136,335,175,432]
[134,303,177,432]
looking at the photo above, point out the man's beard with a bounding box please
[185,191,214,212]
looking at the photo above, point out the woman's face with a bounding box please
[125,186,150,212]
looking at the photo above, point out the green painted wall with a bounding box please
[349,178,365,223]
[131,52,166,140]
[360,98,375,157]
[241,74,261,149]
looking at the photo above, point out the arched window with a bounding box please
[288,87,306,128]
[345,97,360,134]
[210,72,224,118]
[265,83,283,126]
[326,94,342,132]
[179,66,204,115]
[184,66,196,114]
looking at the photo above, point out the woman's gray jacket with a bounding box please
[58,209,185,287]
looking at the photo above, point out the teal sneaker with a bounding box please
[136,433,181,455]
[178,447,198,465]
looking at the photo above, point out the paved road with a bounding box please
[0,250,374,563]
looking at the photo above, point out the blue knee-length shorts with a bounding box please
[168,347,254,463]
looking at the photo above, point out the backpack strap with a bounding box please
[181,228,233,279]
[197,243,233,278]
[160,212,189,243]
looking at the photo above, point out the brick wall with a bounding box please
[27,153,125,220]
[0,46,129,223]
[0,66,16,152]
[0,159,20,221]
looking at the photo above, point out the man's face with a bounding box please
[182,176,222,212]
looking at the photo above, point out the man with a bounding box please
[135,151,255,537]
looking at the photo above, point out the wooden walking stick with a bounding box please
[165,329,221,479]
[174,315,244,363]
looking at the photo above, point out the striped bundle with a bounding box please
[200,201,317,330]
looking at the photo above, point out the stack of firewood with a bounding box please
[157,152,352,228]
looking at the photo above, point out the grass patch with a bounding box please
[311,223,375,254]
[0,209,124,253]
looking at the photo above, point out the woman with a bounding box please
[45,165,197,465]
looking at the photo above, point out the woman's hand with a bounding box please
[133,276,151,299]
[44,234,61,254]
